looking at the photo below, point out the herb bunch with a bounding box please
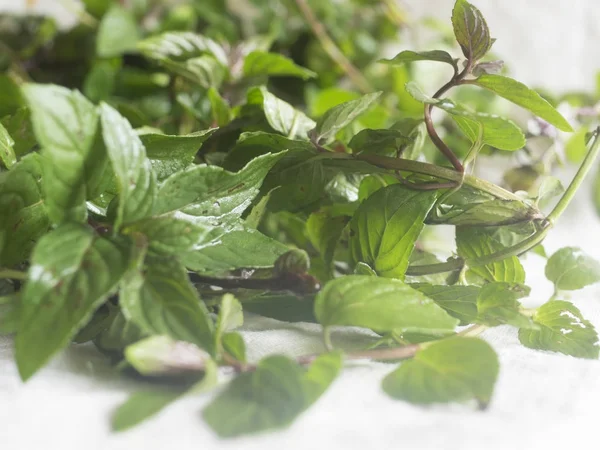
[1,0,600,437]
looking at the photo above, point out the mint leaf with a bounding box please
[310,92,382,145]
[406,83,525,151]
[456,227,525,283]
[1,108,37,157]
[15,224,129,380]
[383,337,499,407]
[518,301,599,359]
[473,74,574,132]
[182,229,288,273]
[476,282,535,328]
[247,87,316,140]
[222,332,246,363]
[96,4,140,57]
[412,284,480,325]
[451,0,492,62]
[207,87,232,127]
[306,207,349,270]
[0,122,16,168]
[545,247,600,291]
[243,51,316,80]
[94,311,146,355]
[215,294,243,352]
[349,184,439,279]
[153,152,284,225]
[100,103,156,229]
[120,256,214,353]
[83,59,120,103]
[138,128,216,180]
[314,275,458,334]
[113,358,218,432]
[203,353,341,438]
[379,50,458,72]
[348,128,411,156]
[23,84,107,224]
[124,335,211,376]
[137,31,228,66]
[0,74,24,117]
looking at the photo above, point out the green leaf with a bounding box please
[379,50,458,71]
[153,152,284,225]
[349,184,439,279]
[309,92,382,145]
[451,0,492,62]
[15,224,129,380]
[247,87,315,140]
[242,293,317,323]
[182,229,288,273]
[476,282,535,328]
[545,247,600,291]
[120,256,214,353]
[536,176,564,209]
[306,207,349,270]
[83,58,121,103]
[207,88,232,127]
[456,227,525,283]
[565,126,588,163]
[519,301,599,359]
[243,51,316,80]
[473,75,573,132]
[314,275,458,334]
[0,122,16,168]
[1,108,37,157]
[0,293,19,335]
[348,128,411,156]
[203,353,341,438]
[138,127,216,179]
[383,337,499,407]
[0,75,24,117]
[94,310,146,355]
[22,84,108,224]
[406,83,525,151]
[137,31,228,66]
[96,4,140,57]
[222,332,246,363]
[215,293,243,349]
[100,103,156,229]
[113,389,186,432]
[113,359,218,431]
[203,355,306,437]
[411,284,480,325]
[124,335,210,376]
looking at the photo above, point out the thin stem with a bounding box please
[456,324,487,337]
[188,272,321,295]
[322,327,334,351]
[0,269,27,281]
[547,127,600,224]
[355,153,525,201]
[294,0,373,93]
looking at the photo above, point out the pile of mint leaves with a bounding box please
[2,0,600,438]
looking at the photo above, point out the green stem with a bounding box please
[322,327,334,351]
[355,154,524,201]
[456,324,487,337]
[0,269,27,280]
[547,127,600,224]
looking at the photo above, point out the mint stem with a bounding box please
[0,269,27,281]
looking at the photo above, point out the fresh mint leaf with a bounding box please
[383,337,499,407]
[476,282,536,328]
[0,74,24,117]
[243,51,316,80]
[379,50,458,72]
[412,284,480,325]
[94,311,146,356]
[473,74,574,132]
[100,103,156,229]
[306,207,349,270]
[207,88,232,127]
[120,256,214,353]
[247,87,316,140]
[309,92,382,145]
[349,184,439,279]
[222,332,246,363]
[137,31,228,66]
[314,275,458,334]
[203,353,341,438]
[15,224,129,380]
[451,0,492,62]
[215,294,243,351]
[125,335,211,376]
[83,58,121,103]
[406,82,525,151]
[545,247,600,291]
[182,229,288,273]
[0,122,16,168]
[138,128,216,180]
[96,4,140,57]
[348,128,411,156]
[518,300,599,359]
[456,227,526,284]
[1,108,37,157]
[23,84,108,224]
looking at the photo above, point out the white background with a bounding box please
[1,1,600,449]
